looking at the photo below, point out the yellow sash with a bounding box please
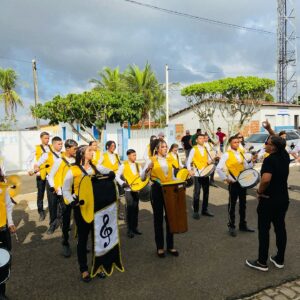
[0,183,8,227]
[167,153,179,169]
[92,150,102,166]
[225,150,245,178]
[102,152,120,173]
[35,145,50,180]
[123,161,140,185]
[192,145,208,170]
[150,156,173,183]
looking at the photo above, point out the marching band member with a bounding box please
[0,165,16,299]
[26,132,51,221]
[187,134,214,219]
[167,143,183,175]
[48,139,78,257]
[216,135,255,237]
[143,135,157,161]
[62,145,112,282]
[100,140,124,220]
[116,149,142,238]
[34,136,63,234]
[204,133,219,187]
[89,141,102,166]
[142,139,179,258]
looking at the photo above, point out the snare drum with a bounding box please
[161,180,188,234]
[0,248,11,284]
[237,169,260,189]
[199,164,215,177]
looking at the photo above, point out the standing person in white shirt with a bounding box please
[116,149,143,238]
[187,134,214,219]
[27,132,51,221]
[48,139,78,257]
[216,135,255,237]
[34,136,63,234]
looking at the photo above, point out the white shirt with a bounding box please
[26,144,51,172]
[0,154,6,177]
[186,145,212,177]
[116,162,142,192]
[48,156,75,195]
[36,150,62,180]
[62,164,111,204]
[216,150,253,182]
[141,156,177,181]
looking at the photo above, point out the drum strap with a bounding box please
[49,147,60,159]
[61,157,71,167]
[78,165,89,176]
[228,170,237,181]
[115,154,121,166]
[40,144,46,153]
[135,163,140,173]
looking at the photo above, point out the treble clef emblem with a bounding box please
[100,214,113,248]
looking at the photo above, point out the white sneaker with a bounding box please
[270,256,284,269]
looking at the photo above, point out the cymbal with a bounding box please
[7,175,21,198]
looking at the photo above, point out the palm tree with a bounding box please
[0,68,23,119]
[124,62,165,124]
[89,67,126,92]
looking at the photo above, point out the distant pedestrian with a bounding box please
[246,121,290,272]
[191,129,201,146]
[181,130,192,161]
[216,127,226,152]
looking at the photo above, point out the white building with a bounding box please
[169,102,300,138]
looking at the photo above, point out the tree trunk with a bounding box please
[69,123,90,143]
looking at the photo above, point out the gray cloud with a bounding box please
[0,0,299,127]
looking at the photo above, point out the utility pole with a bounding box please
[165,64,169,126]
[32,59,40,129]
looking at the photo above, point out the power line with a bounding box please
[122,0,276,36]
[0,56,32,64]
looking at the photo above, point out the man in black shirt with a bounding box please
[181,130,192,162]
[246,134,290,271]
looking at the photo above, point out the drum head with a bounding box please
[131,177,150,192]
[0,248,10,267]
[200,164,215,177]
[78,176,94,223]
[176,169,189,181]
[238,169,260,189]
[161,180,185,186]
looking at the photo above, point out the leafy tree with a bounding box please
[182,76,275,137]
[0,68,23,120]
[31,90,145,143]
[89,67,126,92]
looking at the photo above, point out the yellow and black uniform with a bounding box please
[186,145,211,215]
[101,152,120,173]
[37,148,62,229]
[216,149,253,230]
[142,156,175,250]
[116,161,142,235]
[62,165,95,273]
[48,155,75,247]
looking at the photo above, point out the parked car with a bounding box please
[245,130,300,153]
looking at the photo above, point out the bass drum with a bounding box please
[0,248,10,285]
[237,169,260,189]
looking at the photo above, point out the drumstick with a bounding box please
[33,164,50,174]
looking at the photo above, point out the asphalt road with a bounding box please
[5,166,300,300]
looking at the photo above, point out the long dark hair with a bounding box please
[150,139,167,156]
[169,143,178,153]
[0,166,4,182]
[75,145,98,173]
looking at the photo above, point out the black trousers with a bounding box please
[46,181,58,226]
[73,206,92,273]
[257,199,289,265]
[125,191,139,232]
[228,182,247,229]
[0,227,12,296]
[193,176,210,213]
[151,183,174,250]
[62,204,72,246]
[36,176,46,213]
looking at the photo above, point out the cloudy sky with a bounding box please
[1,0,300,127]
